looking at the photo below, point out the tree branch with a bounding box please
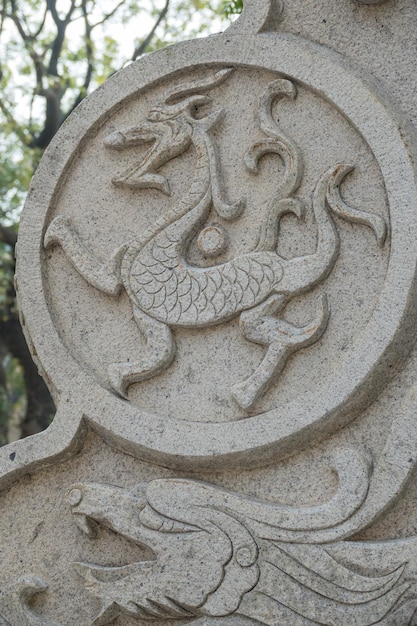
[6,9,45,90]
[91,0,126,29]
[46,0,61,25]
[46,0,76,27]
[32,5,48,39]
[0,98,33,146]
[132,0,170,61]
[8,2,29,40]
[30,87,63,148]
[66,0,94,115]
[47,0,77,76]
[26,0,80,146]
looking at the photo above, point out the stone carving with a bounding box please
[2,0,417,623]
[68,476,416,625]
[44,71,385,410]
[197,224,229,257]
[11,0,415,461]
[227,0,284,35]
[0,576,62,626]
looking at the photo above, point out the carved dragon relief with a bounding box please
[2,451,417,625]
[44,68,387,410]
[65,466,417,626]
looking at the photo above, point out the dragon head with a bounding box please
[68,479,259,624]
[104,68,233,193]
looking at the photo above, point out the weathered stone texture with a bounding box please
[2,1,417,624]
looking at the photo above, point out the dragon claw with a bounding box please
[234,294,330,411]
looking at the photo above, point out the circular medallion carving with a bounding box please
[16,30,417,467]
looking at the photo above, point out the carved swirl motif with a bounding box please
[44,69,386,411]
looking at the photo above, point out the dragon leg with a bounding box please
[108,305,175,397]
[233,294,329,411]
[44,216,125,296]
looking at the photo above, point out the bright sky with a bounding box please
[1,0,230,123]
[0,0,233,221]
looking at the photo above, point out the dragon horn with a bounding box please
[159,67,234,106]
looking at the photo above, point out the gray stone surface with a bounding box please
[2,0,417,623]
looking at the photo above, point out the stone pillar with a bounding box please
[1,0,417,623]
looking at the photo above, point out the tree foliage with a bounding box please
[221,0,243,19]
[0,0,242,444]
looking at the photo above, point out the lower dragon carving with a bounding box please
[66,455,417,625]
[44,68,387,409]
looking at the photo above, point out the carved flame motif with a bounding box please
[67,470,416,626]
[44,69,386,410]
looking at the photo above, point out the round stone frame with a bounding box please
[15,31,417,470]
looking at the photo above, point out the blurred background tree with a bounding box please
[0,0,242,444]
